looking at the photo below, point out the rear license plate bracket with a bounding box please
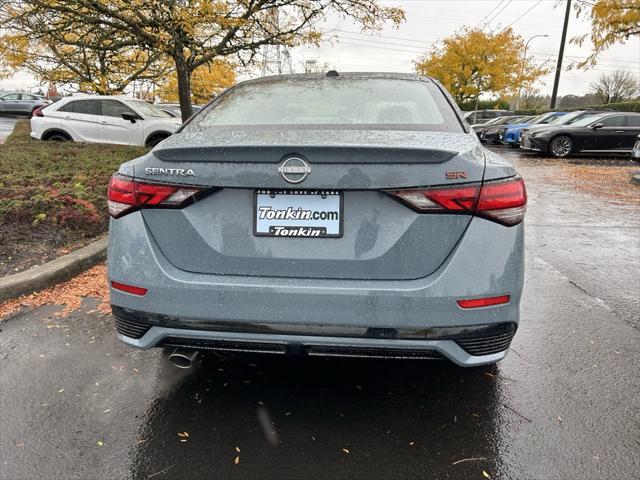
[254,190,343,238]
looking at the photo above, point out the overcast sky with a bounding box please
[1,0,639,97]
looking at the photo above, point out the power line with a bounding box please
[330,29,640,65]
[475,0,507,28]
[485,0,514,26]
[502,0,545,30]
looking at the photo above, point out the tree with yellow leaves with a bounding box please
[157,60,236,104]
[1,0,404,120]
[415,28,549,107]
[0,10,169,94]
[572,0,640,68]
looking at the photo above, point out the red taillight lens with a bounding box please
[32,107,44,117]
[476,176,527,226]
[387,176,526,226]
[107,174,202,218]
[391,184,480,212]
[457,295,510,309]
[111,281,148,296]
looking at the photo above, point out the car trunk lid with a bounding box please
[136,126,486,280]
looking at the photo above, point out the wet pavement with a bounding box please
[1,147,639,479]
[0,116,19,144]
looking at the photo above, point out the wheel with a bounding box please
[46,132,70,142]
[549,136,573,158]
[146,134,169,148]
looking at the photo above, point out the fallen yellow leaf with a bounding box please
[235,446,241,453]
[234,456,240,465]
[342,448,350,454]
[483,470,490,478]
[97,441,104,446]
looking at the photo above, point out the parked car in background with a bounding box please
[463,109,513,125]
[31,96,182,147]
[0,92,50,115]
[633,134,640,163]
[498,111,566,146]
[518,110,611,142]
[471,117,508,133]
[520,112,640,158]
[155,103,202,118]
[478,116,529,144]
[107,72,527,368]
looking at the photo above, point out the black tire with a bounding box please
[45,131,70,142]
[549,135,573,158]
[146,134,169,148]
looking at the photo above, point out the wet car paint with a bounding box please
[1,148,639,479]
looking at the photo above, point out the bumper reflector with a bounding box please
[457,295,510,309]
[111,281,148,296]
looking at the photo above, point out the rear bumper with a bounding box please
[108,212,524,367]
[113,306,515,366]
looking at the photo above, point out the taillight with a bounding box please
[107,173,203,218]
[388,176,526,226]
[32,107,44,117]
[476,176,527,226]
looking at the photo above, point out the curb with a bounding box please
[0,236,107,302]
[631,173,640,186]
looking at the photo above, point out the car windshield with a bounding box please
[529,112,559,124]
[125,99,172,118]
[483,117,506,126]
[570,114,608,127]
[505,116,525,124]
[193,78,464,132]
[548,114,570,124]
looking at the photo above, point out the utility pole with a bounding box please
[550,0,571,109]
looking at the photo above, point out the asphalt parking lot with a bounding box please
[0,116,20,144]
[1,146,639,479]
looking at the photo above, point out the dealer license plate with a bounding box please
[254,190,343,238]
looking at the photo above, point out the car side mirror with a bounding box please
[592,123,604,130]
[121,112,139,123]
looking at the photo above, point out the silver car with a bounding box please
[0,92,50,115]
[107,73,526,368]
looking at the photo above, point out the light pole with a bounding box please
[514,34,549,111]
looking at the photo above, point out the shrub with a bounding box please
[0,120,146,242]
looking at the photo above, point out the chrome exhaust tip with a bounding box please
[167,348,199,369]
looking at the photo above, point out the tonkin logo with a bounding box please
[278,157,310,184]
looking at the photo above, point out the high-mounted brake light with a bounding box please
[388,176,526,226]
[107,174,202,218]
[457,295,510,309]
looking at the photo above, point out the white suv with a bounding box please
[30,96,183,147]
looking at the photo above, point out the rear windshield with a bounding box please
[192,78,464,132]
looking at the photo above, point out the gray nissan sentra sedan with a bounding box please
[107,72,526,368]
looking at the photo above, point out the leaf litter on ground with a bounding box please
[0,264,110,321]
